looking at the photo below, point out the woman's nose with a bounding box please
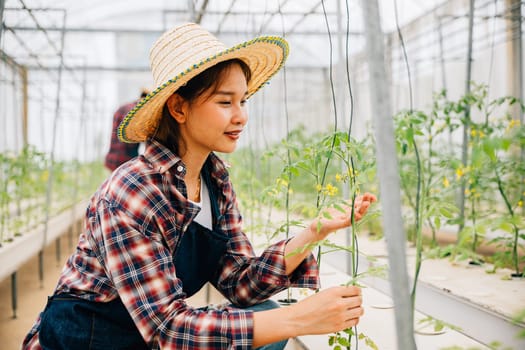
[232,104,248,125]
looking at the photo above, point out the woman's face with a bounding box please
[171,63,249,157]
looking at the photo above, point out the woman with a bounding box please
[23,23,376,349]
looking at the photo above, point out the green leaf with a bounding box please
[323,211,334,219]
[439,207,453,218]
[434,216,442,230]
[498,221,514,233]
[337,337,350,347]
[328,336,335,346]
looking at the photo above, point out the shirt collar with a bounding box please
[142,139,230,186]
[143,139,183,175]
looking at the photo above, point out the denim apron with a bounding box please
[39,167,230,349]
[173,165,229,297]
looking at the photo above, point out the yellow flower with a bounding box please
[276,178,288,188]
[518,200,523,208]
[507,119,521,133]
[316,184,322,192]
[443,177,450,188]
[456,168,464,179]
[40,170,49,182]
[325,183,338,196]
[335,173,343,182]
[470,129,477,137]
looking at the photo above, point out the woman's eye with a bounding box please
[240,100,248,106]
[219,101,231,105]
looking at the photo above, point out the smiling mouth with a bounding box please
[224,130,242,136]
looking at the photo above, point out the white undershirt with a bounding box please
[191,176,213,230]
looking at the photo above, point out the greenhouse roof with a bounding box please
[2,0,446,69]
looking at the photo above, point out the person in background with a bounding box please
[22,23,376,350]
[104,88,149,171]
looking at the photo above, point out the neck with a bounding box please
[181,150,208,177]
[180,151,208,202]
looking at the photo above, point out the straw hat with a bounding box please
[118,23,289,143]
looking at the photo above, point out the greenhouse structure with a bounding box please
[0,0,524,349]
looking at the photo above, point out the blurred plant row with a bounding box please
[0,145,107,246]
[227,82,525,278]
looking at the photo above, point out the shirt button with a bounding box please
[176,165,184,172]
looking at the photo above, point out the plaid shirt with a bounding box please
[23,140,319,350]
[104,101,140,171]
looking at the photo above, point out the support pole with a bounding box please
[504,0,524,215]
[437,15,447,93]
[458,0,475,233]
[359,1,416,349]
[20,66,29,146]
[41,9,67,284]
[187,0,196,22]
[506,0,523,120]
[336,0,352,275]
[11,272,17,318]
[0,0,5,48]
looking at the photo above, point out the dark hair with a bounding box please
[153,59,251,156]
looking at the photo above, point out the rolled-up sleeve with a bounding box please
[213,192,320,306]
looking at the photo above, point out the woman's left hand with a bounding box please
[308,192,377,240]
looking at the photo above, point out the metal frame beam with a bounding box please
[4,25,362,36]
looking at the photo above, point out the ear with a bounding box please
[166,93,187,123]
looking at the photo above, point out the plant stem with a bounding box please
[471,199,478,253]
[494,167,520,274]
[410,138,423,313]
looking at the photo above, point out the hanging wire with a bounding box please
[343,1,359,348]
[276,0,295,304]
[344,1,355,137]
[387,0,510,82]
[315,0,339,287]
[393,0,422,309]
[394,0,414,111]
[319,0,337,191]
[485,0,498,124]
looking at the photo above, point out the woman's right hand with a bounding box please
[290,285,364,335]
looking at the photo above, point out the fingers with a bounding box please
[296,286,365,335]
[344,309,363,329]
[333,284,362,297]
[352,192,376,217]
[359,192,377,203]
[332,286,365,330]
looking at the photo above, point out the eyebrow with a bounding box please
[215,90,249,97]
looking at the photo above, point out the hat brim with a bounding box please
[118,36,289,143]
